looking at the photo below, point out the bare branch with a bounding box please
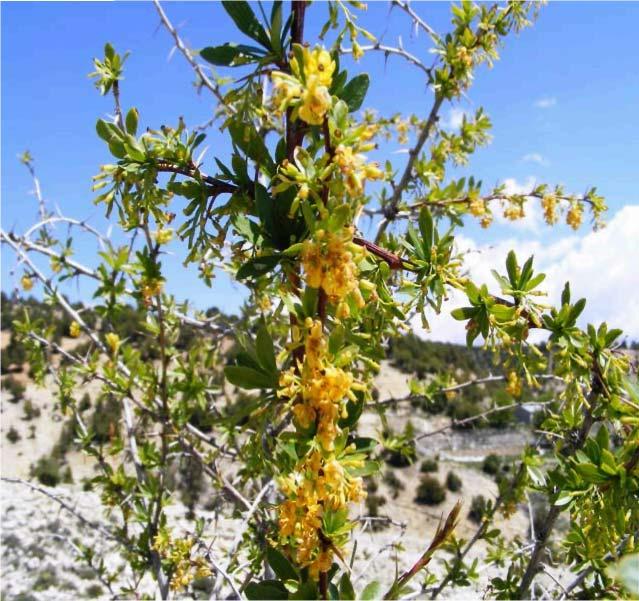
[392,0,439,39]
[152,0,230,109]
[1,477,118,541]
[340,43,431,77]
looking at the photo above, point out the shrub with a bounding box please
[22,399,41,420]
[32,456,61,487]
[62,466,74,484]
[86,584,104,598]
[468,495,488,523]
[2,376,26,402]
[420,458,439,473]
[364,478,389,532]
[383,470,404,499]
[448,398,482,429]
[482,453,501,475]
[78,392,91,412]
[446,471,462,492]
[415,476,446,505]
[6,426,21,444]
[0,338,26,374]
[33,565,59,591]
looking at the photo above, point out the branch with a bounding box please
[363,189,599,220]
[375,94,445,243]
[515,371,603,598]
[1,477,118,541]
[392,0,439,39]
[152,0,230,109]
[340,43,431,77]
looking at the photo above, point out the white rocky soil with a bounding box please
[1,353,559,599]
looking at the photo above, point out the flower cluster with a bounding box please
[277,319,365,578]
[301,227,366,309]
[505,370,522,397]
[566,201,583,230]
[152,532,211,591]
[541,193,558,225]
[332,144,383,198]
[272,46,336,126]
[69,321,81,338]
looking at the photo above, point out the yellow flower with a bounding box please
[304,47,335,87]
[309,550,333,580]
[140,278,164,305]
[352,41,364,62]
[292,402,316,429]
[105,332,120,354]
[469,196,486,217]
[503,202,525,221]
[505,371,522,397]
[153,228,174,245]
[566,202,583,230]
[480,213,493,228]
[21,275,33,291]
[298,76,332,125]
[272,72,303,113]
[69,321,81,338]
[541,194,558,225]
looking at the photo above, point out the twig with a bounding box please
[1,477,117,541]
[375,94,444,243]
[153,0,229,109]
[392,0,439,39]
[340,43,431,77]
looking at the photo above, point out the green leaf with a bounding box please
[245,580,289,600]
[360,581,381,600]
[418,207,434,251]
[506,250,518,285]
[125,107,138,136]
[236,255,281,280]
[229,122,276,175]
[341,73,370,111]
[451,307,476,321]
[554,491,575,507]
[96,119,112,142]
[221,1,271,49]
[266,547,298,582]
[200,43,264,66]
[224,366,276,389]
[339,573,356,601]
[256,323,277,374]
[290,580,317,600]
[608,553,639,596]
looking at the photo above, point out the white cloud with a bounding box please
[522,152,549,166]
[441,107,469,130]
[413,205,639,344]
[534,96,557,109]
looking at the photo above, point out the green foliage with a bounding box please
[2,375,26,402]
[420,458,439,473]
[468,495,488,523]
[22,399,41,421]
[382,470,404,499]
[1,2,635,599]
[482,454,501,476]
[446,471,462,492]
[415,475,446,505]
[6,426,21,444]
[31,456,61,487]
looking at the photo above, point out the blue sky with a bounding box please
[2,2,638,339]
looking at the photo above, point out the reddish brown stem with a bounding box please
[352,236,410,270]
